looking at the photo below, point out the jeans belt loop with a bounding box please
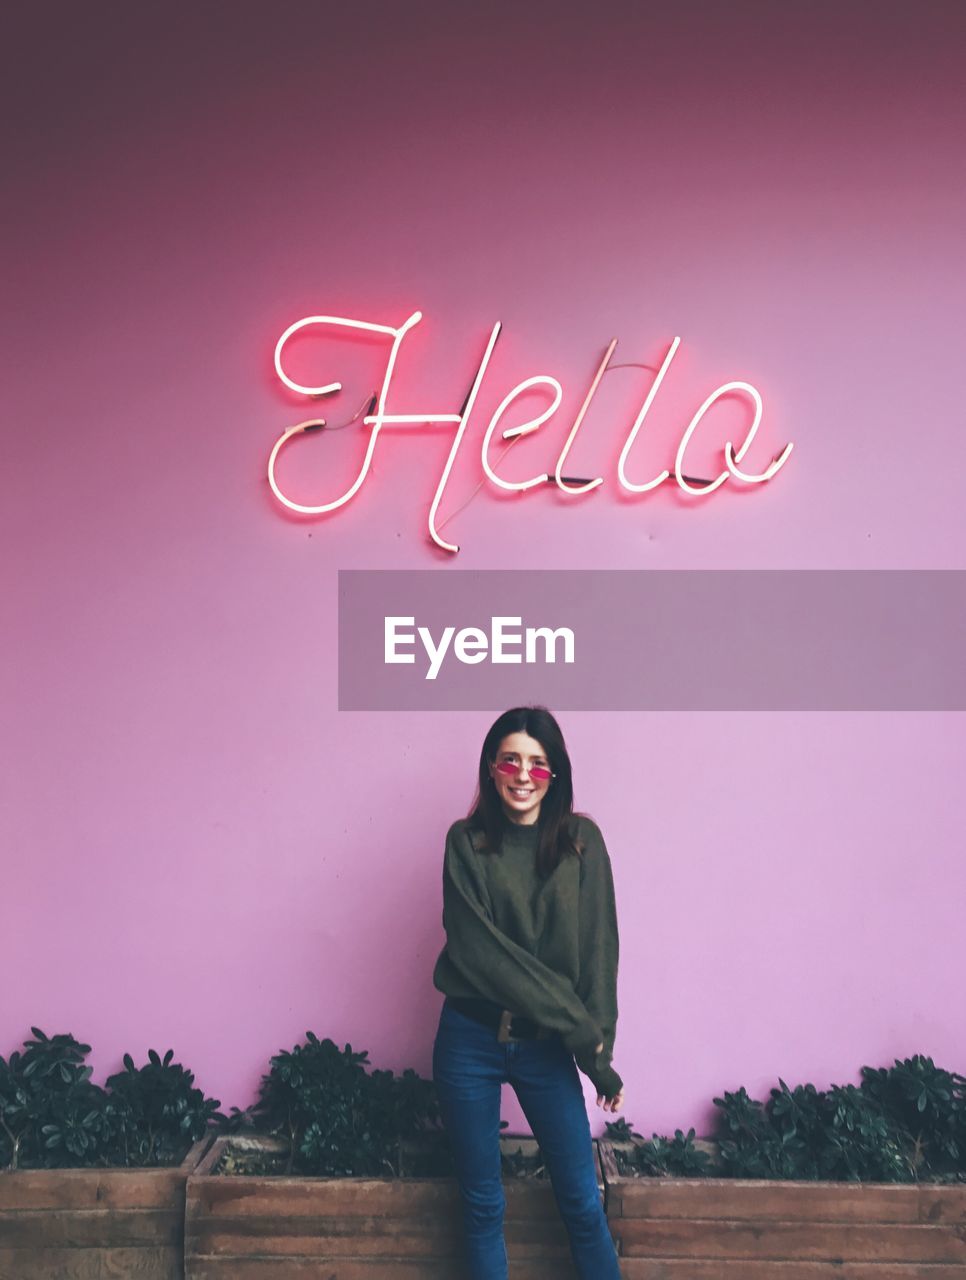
[496,1009,515,1043]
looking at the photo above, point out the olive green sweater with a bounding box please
[432,812,623,1099]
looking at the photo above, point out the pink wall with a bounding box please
[3,1,964,1136]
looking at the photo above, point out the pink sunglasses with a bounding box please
[493,758,555,783]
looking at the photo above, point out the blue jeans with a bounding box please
[432,997,621,1280]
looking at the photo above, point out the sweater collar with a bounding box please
[499,811,541,842]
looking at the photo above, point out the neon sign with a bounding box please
[267,310,794,553]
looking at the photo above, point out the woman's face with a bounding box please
[488,731,553,825]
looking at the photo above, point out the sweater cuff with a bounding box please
[574,1051,624,1099]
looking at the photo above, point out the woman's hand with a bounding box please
[593,1041,624,1112]
[596,1087,624,1112]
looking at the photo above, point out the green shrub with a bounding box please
[605,1055,966,1182]
[0,1030,107,1169]
[604,1116,712,1177]
[859,1055,965,1177]
[714,1056,965,1182]
[240,1030,441,1176]
[104,1049,222,1167]
[0,1029,220,1170]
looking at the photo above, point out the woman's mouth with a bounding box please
[508,787,533,799]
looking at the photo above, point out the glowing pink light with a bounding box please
[266,310,795,550]
[725,438,795,482]
[427,322,502,553]
[274,313,404,397]
[617,336,681,493]
[482,375,563,492]
[554,339,616,494]
[268,310,463,520]
[675,381,763,495]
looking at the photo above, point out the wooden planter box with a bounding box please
[0,1137,212,1280]
[599,1140,966,1278]
[185,1133,609,1279]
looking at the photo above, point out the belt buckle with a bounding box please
[496,1009,516,1043]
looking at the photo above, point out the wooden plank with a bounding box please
[616,1264,966,1279]
[190,1177,453,1213]
[610,1180,935,1223]
[190,1134,591,1186]
[0,1208,176,1248]
[0,1137,211,1212]
[0,1246,180,1279]
[598,1139,621,1188]
[186,1220,574,1257]
[188,1235,574,1260]
[179,1140,213,1173]
[599,1144,966,1230]
[188,1260,577,1280]
[186,1212,567,1242]
[615,1218,966,1264]
[918,1185,966,1225]
[189,1233,463,1259]
[187,1175,567,1219]
[191,1139,230,1179]
[592,1139,606,1190]
[189,1213,460,1244]
[0,1170,180,1212]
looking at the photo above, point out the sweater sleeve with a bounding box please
[440,823,603,1058]
[573,820,623,1098]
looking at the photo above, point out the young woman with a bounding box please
[432,705,624,1280]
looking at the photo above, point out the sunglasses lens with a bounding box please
[494,760,552,781]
